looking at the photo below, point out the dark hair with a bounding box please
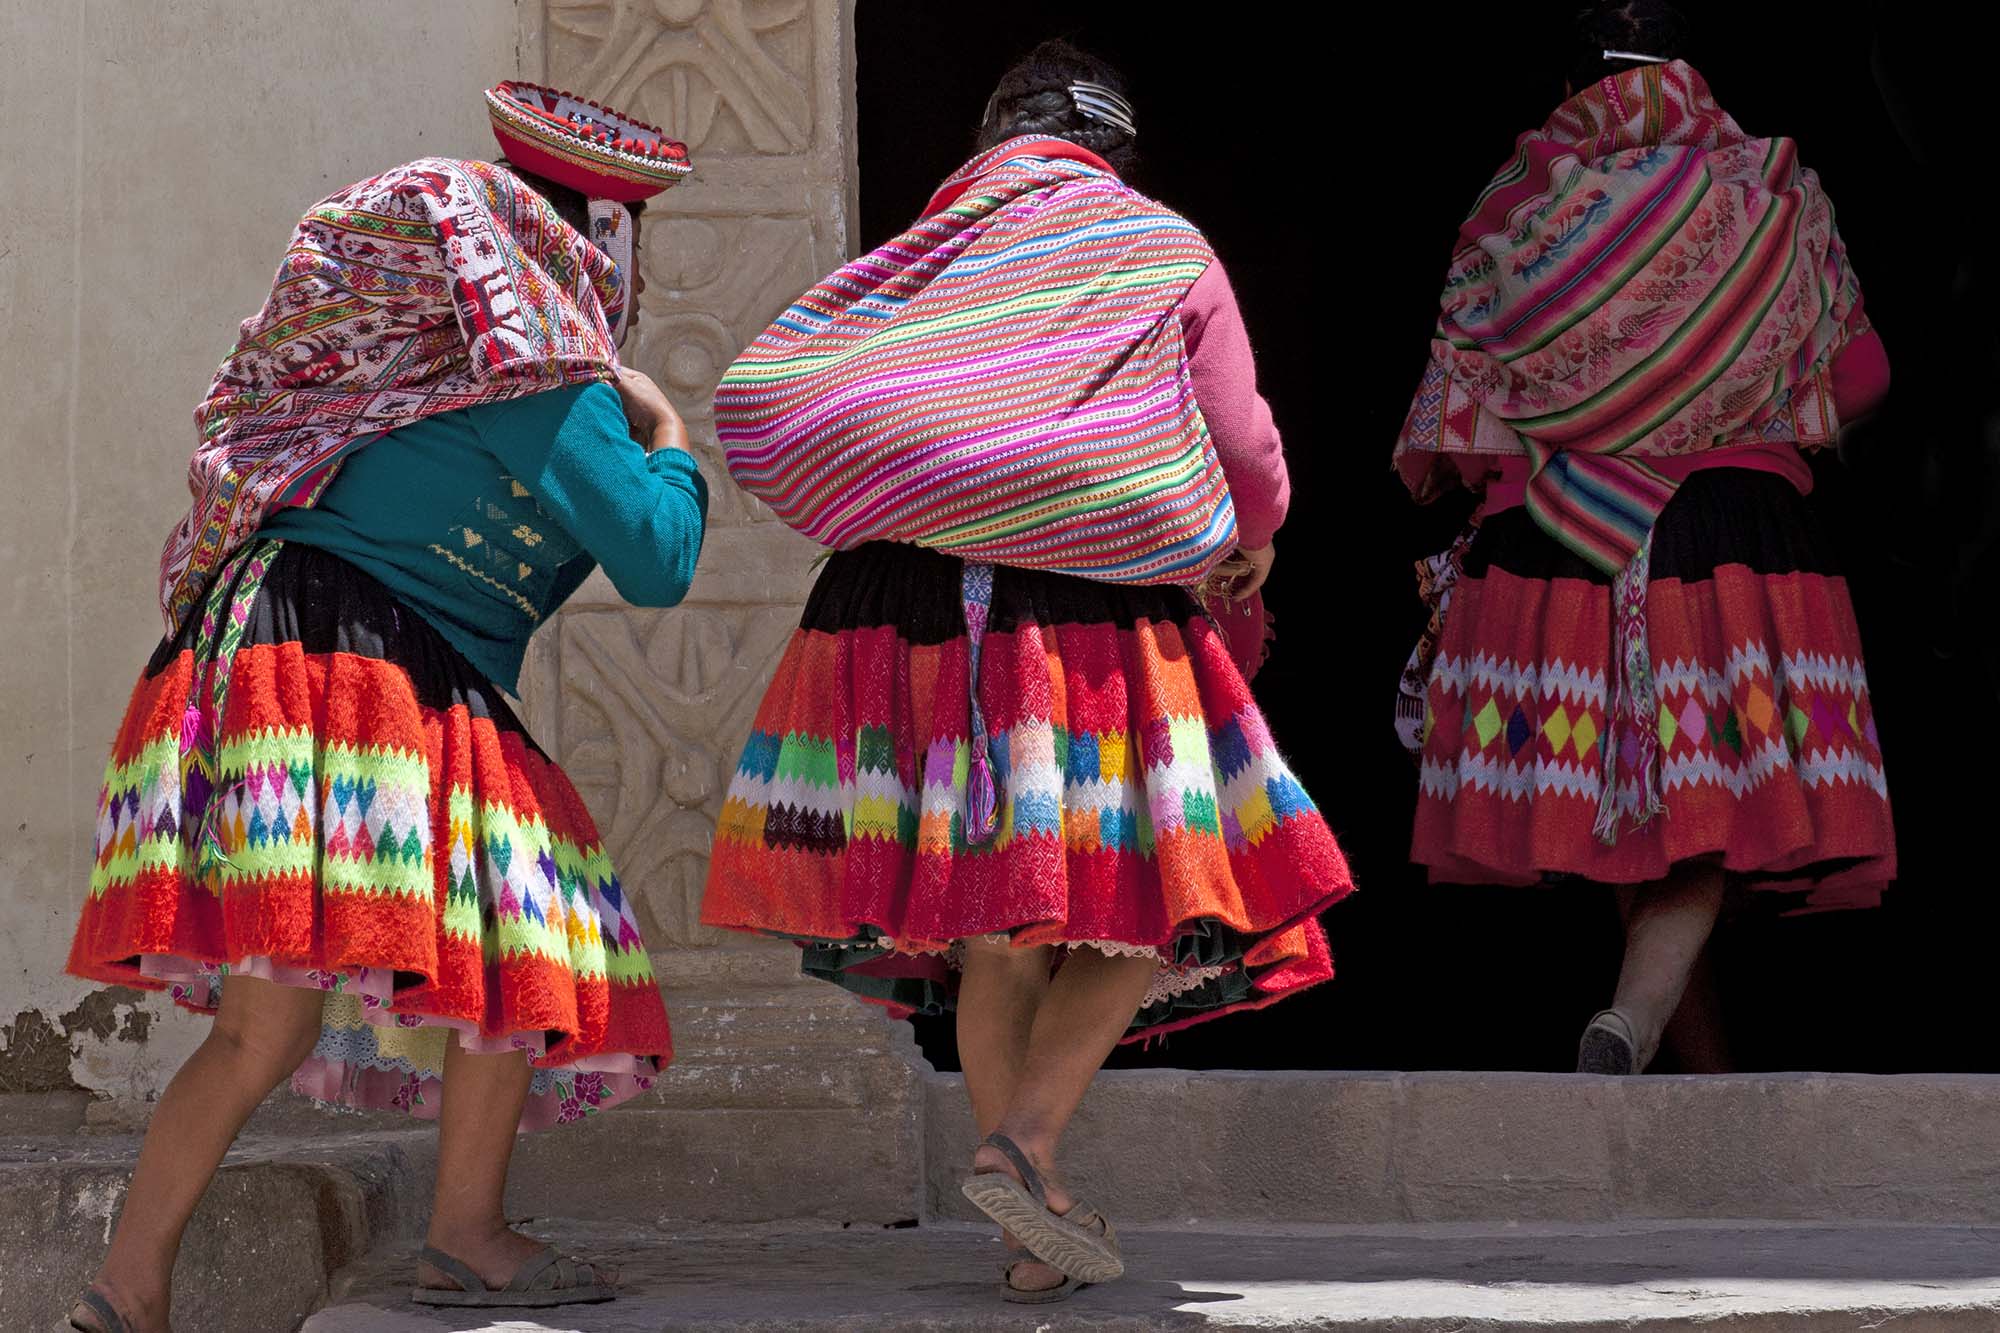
[975,38,1137,174]
[1567,1,1690,89]
[494,157,648,235]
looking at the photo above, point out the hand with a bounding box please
[613,365,688,454]
[1209,543,1275,602]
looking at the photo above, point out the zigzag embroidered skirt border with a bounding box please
[699,543,1355,1042]
[1411,470,1895,909]
[66,540,671,1129]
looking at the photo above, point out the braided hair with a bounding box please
[975,38,1138,174]
[1566,1,1691,89]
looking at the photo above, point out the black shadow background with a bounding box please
[852,1,1993,1073]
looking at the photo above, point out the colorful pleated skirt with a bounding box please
[699,543,1353,1041]
[1411,470,1896,910]
[67,540,671,1129]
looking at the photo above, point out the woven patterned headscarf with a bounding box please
[158,158,625,631]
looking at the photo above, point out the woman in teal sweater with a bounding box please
[68,86,702,1332]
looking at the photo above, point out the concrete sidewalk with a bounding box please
[305,1217,2000,1331]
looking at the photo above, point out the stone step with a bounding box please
[306,1217,2000,1331]
[925,1070,2000,1225]
[247,1069,2000,1233]
[0,1128,432,1333]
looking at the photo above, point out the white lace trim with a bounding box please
[858,935,1232,1012]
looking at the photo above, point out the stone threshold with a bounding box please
[925,1069,2000,1225]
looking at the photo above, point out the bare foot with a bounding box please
[971,1139,1075,1216]
[418,1224,613,1294]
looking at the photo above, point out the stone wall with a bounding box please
[0,0,870,1127]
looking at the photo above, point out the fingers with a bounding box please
[1230,568,1271,601]
[1228,545,1275,601]
[611,366,690,452]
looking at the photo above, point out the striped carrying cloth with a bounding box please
[718,136,1237,587]
[1393,62,1866,838]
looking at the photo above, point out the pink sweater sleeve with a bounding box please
[1830,326,1890,422]
[1180,260,1289,549]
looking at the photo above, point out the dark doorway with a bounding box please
[855,2,1992,1074]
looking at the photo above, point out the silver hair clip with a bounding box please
[1068,81,1137,138]
[1602,49,1670,64]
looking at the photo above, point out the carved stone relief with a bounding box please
[546,0,820,157]
[558,604,801,949]
[526,0,855,970]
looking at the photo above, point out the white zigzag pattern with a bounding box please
[919,775,963,818]
[1799,747,1890,798]
[1429,652,1607,705]
[852,766,914,809]
[1216,753,1289,815]
[1427,741,1884,807]
[1420,752,1602,802]
[1417,759,1456,799]
[1145,753,1220,803]
[1662,737,1794,798]
[762,773,845,817]
[1007,759,1064,804]
[1722,640,1778,687]
[1781,651,1872,697]
[1063,776,1140,817]
[1653,657,1730,702]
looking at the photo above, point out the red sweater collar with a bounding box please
[921,137,1117,218]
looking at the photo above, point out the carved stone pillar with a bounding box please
[506,0,924,1224]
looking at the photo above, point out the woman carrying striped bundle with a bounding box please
[1393,3,1896,1077]
[700,39,1353,1304]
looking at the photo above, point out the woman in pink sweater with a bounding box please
[701,39,1349,1304]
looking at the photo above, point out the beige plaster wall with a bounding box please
[0,0,530,1106]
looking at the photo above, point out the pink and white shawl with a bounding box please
[157,158,625,630]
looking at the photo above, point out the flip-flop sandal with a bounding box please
[961,1132,1124,1284]
[68,1289,131,1333]
[410,1243,616,1308]
[1577,1007,1642,1075]
[1001,1253,1088,1305]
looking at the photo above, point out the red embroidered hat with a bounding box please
[486,80,693,203]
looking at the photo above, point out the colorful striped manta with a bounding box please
[718,136,1238,587]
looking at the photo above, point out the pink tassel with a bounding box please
[959,561,1002,848]
[965,748,999,847]
[1594,542,1667,845]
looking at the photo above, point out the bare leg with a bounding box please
[417,1037,554,1292]
[956,938,1050,1138]
[962,943,1157,1289]
[78,975,326,1333]
[1610,861,1726,1069]
[957,939,1057,1290]
[1660,943,1735,1073]
[988,947,1159,1164]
